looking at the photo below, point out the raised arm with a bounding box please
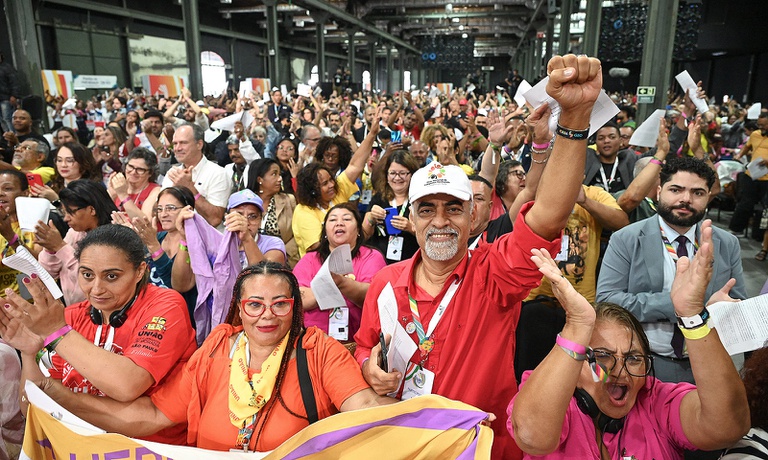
[618,117,669,214]
[526,55,602,240]
[477,109,514,184]
[343,110,381,183]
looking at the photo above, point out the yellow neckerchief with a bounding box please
[228,330,289,428]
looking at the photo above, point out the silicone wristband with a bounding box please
[488,142,501,151]
[151,248,165,259]
[43,325,73,349]
[556,333,588,360]
[555,124,590,141]
[649,158,663,166]
[179,243,188,251]
[678,323,712,340]
[7,234,19,246]
[119,197,130,206]
[532,141,550,150]
[194,193,202,201]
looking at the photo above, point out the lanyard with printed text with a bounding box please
[659,226,699,262]
[407,279,461,361]
[598,160,619,192]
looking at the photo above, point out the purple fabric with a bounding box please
[185,213,240,345]
[257,234,287,262]
[280,408,487,460]
[760,277,768,295]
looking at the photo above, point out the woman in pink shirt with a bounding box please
[508,223,749,459]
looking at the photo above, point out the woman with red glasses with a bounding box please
[31,261,394,452]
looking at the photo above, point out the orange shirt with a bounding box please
[151,325,370,452]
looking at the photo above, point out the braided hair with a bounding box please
[223,261,307,446]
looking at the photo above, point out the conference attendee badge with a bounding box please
[387,236,404,261]
[328,307,349,341]
[554,234,569,262]
[405,322,416,334]
[402,364,434,400]
[361,189,373,204]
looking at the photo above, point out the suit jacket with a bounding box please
[583,148,638,190]
[596,215,746,324]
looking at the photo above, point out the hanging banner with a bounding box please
[73,75,118,90]
[41,70,74,99]
[434,83,454,95]
[238,78,272,95]
[141,75,187,98]
[21,382,492,460]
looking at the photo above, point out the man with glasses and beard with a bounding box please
[597,156,745,384]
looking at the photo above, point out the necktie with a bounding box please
[671,235,688,358]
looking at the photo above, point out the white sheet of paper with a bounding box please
[2,246,63,299]
[629,109,667,148]
[203,129,220,143]
[747,103,762,120]
[709,294,768,355]
[297,83,312,98]
[309,244,353,311]
[513,79,532,107]
[376,283,417,391]
[675,70,709,114]
[377,282,398,336]
[15,197,50,232]
[210,112,241,132]
[522,77,619,137]
[747,159,768,180]
[466,84,476,94]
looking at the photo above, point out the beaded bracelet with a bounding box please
[530,147,549,155]
[531,155,550,164]
[556,333,588,361]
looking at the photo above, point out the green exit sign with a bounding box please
[637,86,656,103]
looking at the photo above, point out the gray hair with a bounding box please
[180,122,204,143]
[226,134,240,145]
[26,137,50,159]
[633,156,652,178]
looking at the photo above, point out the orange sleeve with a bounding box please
[310,329,371,409]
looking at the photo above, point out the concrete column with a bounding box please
[386,46,393,94]
[347,29,357,78]
[545,15,555,62]
[181,0,203,97]
[636,0,679,123]
[5,0,44,98]
[533,38,542,80]
[367,38,377,90]
[314,12,329,82]
[582,0,601,57]
[558,0,572,55]
[263,0,281,86]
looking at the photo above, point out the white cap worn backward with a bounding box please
[408,162,472,203]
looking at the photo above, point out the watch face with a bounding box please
[677,308,709,329]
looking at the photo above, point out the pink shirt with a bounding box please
[508,371,697,460]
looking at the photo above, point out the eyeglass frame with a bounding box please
[125,164,150,175]
[155,204,182,214]
[239,298,294,318]
[509,170,526,180]
[589,349,653,378]
[387,171,412,179]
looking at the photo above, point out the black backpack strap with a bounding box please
[296,329,318,424]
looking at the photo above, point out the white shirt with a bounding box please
[161,155,231,208]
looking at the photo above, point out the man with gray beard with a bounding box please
[353,54,604,460]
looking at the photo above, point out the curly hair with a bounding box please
[741,346,768,429]
[52,142,99,192]
[223,262,307,441]
[125,147,159,182]
[311,202,365,263]
[421,124,451,150]
[315,136,353,171]
[660,156,717,190]
[372,150,419,202]
[495,160,523,198]
[295,162,336,207]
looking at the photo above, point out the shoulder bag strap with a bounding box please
[296,328,318,424]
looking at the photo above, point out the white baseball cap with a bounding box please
[408,162,472,203]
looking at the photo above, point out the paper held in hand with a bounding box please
[309,244,353,311]
[15,197,50,232]
[675,70,709,114]
[377,282,417,393]
[629,109,667,148]
[522,76,619,137]
[2,245,63,299]
[709,293,768,355]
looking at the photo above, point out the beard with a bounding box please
[423,227,460,261]
[657,201,706,229]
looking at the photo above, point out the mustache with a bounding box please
[671,204,695,212]
[426,227,459,238]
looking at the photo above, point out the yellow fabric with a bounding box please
[31,166,56,184]
[745,131,768,181]
[228,330,289,428]
[526,185,622,302]
[0,223,35,293]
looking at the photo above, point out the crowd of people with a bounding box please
[0,52,765,460]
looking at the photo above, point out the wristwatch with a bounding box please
[676,307,710,329]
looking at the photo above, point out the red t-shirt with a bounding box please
[393,123,423,142]
[50,284,196,444]
[353,202,560,460]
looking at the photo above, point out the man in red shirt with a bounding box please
[353,55,603,460]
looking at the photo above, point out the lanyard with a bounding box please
[389,199,409,217]
[644,197,657,212]
[229,331,259,452]
[468,233,483,250]
[598,160,619,192]
[659,226,698,262]
[93,324,115,352]
[407,279,461,359]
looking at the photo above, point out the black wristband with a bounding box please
[555,124,590,141]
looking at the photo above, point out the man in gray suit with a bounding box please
[597,156,745,383]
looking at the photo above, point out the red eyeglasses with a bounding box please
[240,298,294,318]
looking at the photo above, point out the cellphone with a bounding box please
[379,332,388,372]
[384,206,401,235]
[390,130,402,143]
[26,173,44,189]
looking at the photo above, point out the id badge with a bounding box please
[361,189,373,205]
[386,235,404,261]
[328,307,349,341]
[554,234,569,262]
[401,364,434,400]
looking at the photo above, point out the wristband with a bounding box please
[7,234,19,246]
[488,142,501,152]
[680,111,688,121]
[194,193,202,201]
[530,147,548,155]
[151,248,165,259]
[531,155,550,164]
[179,243,188,251]
[555,123,590,141]
[43,325,73,349]
[649,158,663,166]
[556,333,588,361]
[532,141,550,150]
[678,323,712,340]
[119,197,131,207]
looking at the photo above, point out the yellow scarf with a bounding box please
[228,330,289,428]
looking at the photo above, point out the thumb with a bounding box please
[547,67,576,90]
[675,256,691,277]
[48,220,56,229]
[719,278,737,295]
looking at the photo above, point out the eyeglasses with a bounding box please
[14,145,35,153]
[56,157,76,165]
[591,350,652,378]
[240,298,294,318]
[388,171,411,179]
[62,206,84,216]
[125,164,150,175]
[510,171,526,180]
[155,204,182,214]
[243,213,260,222]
